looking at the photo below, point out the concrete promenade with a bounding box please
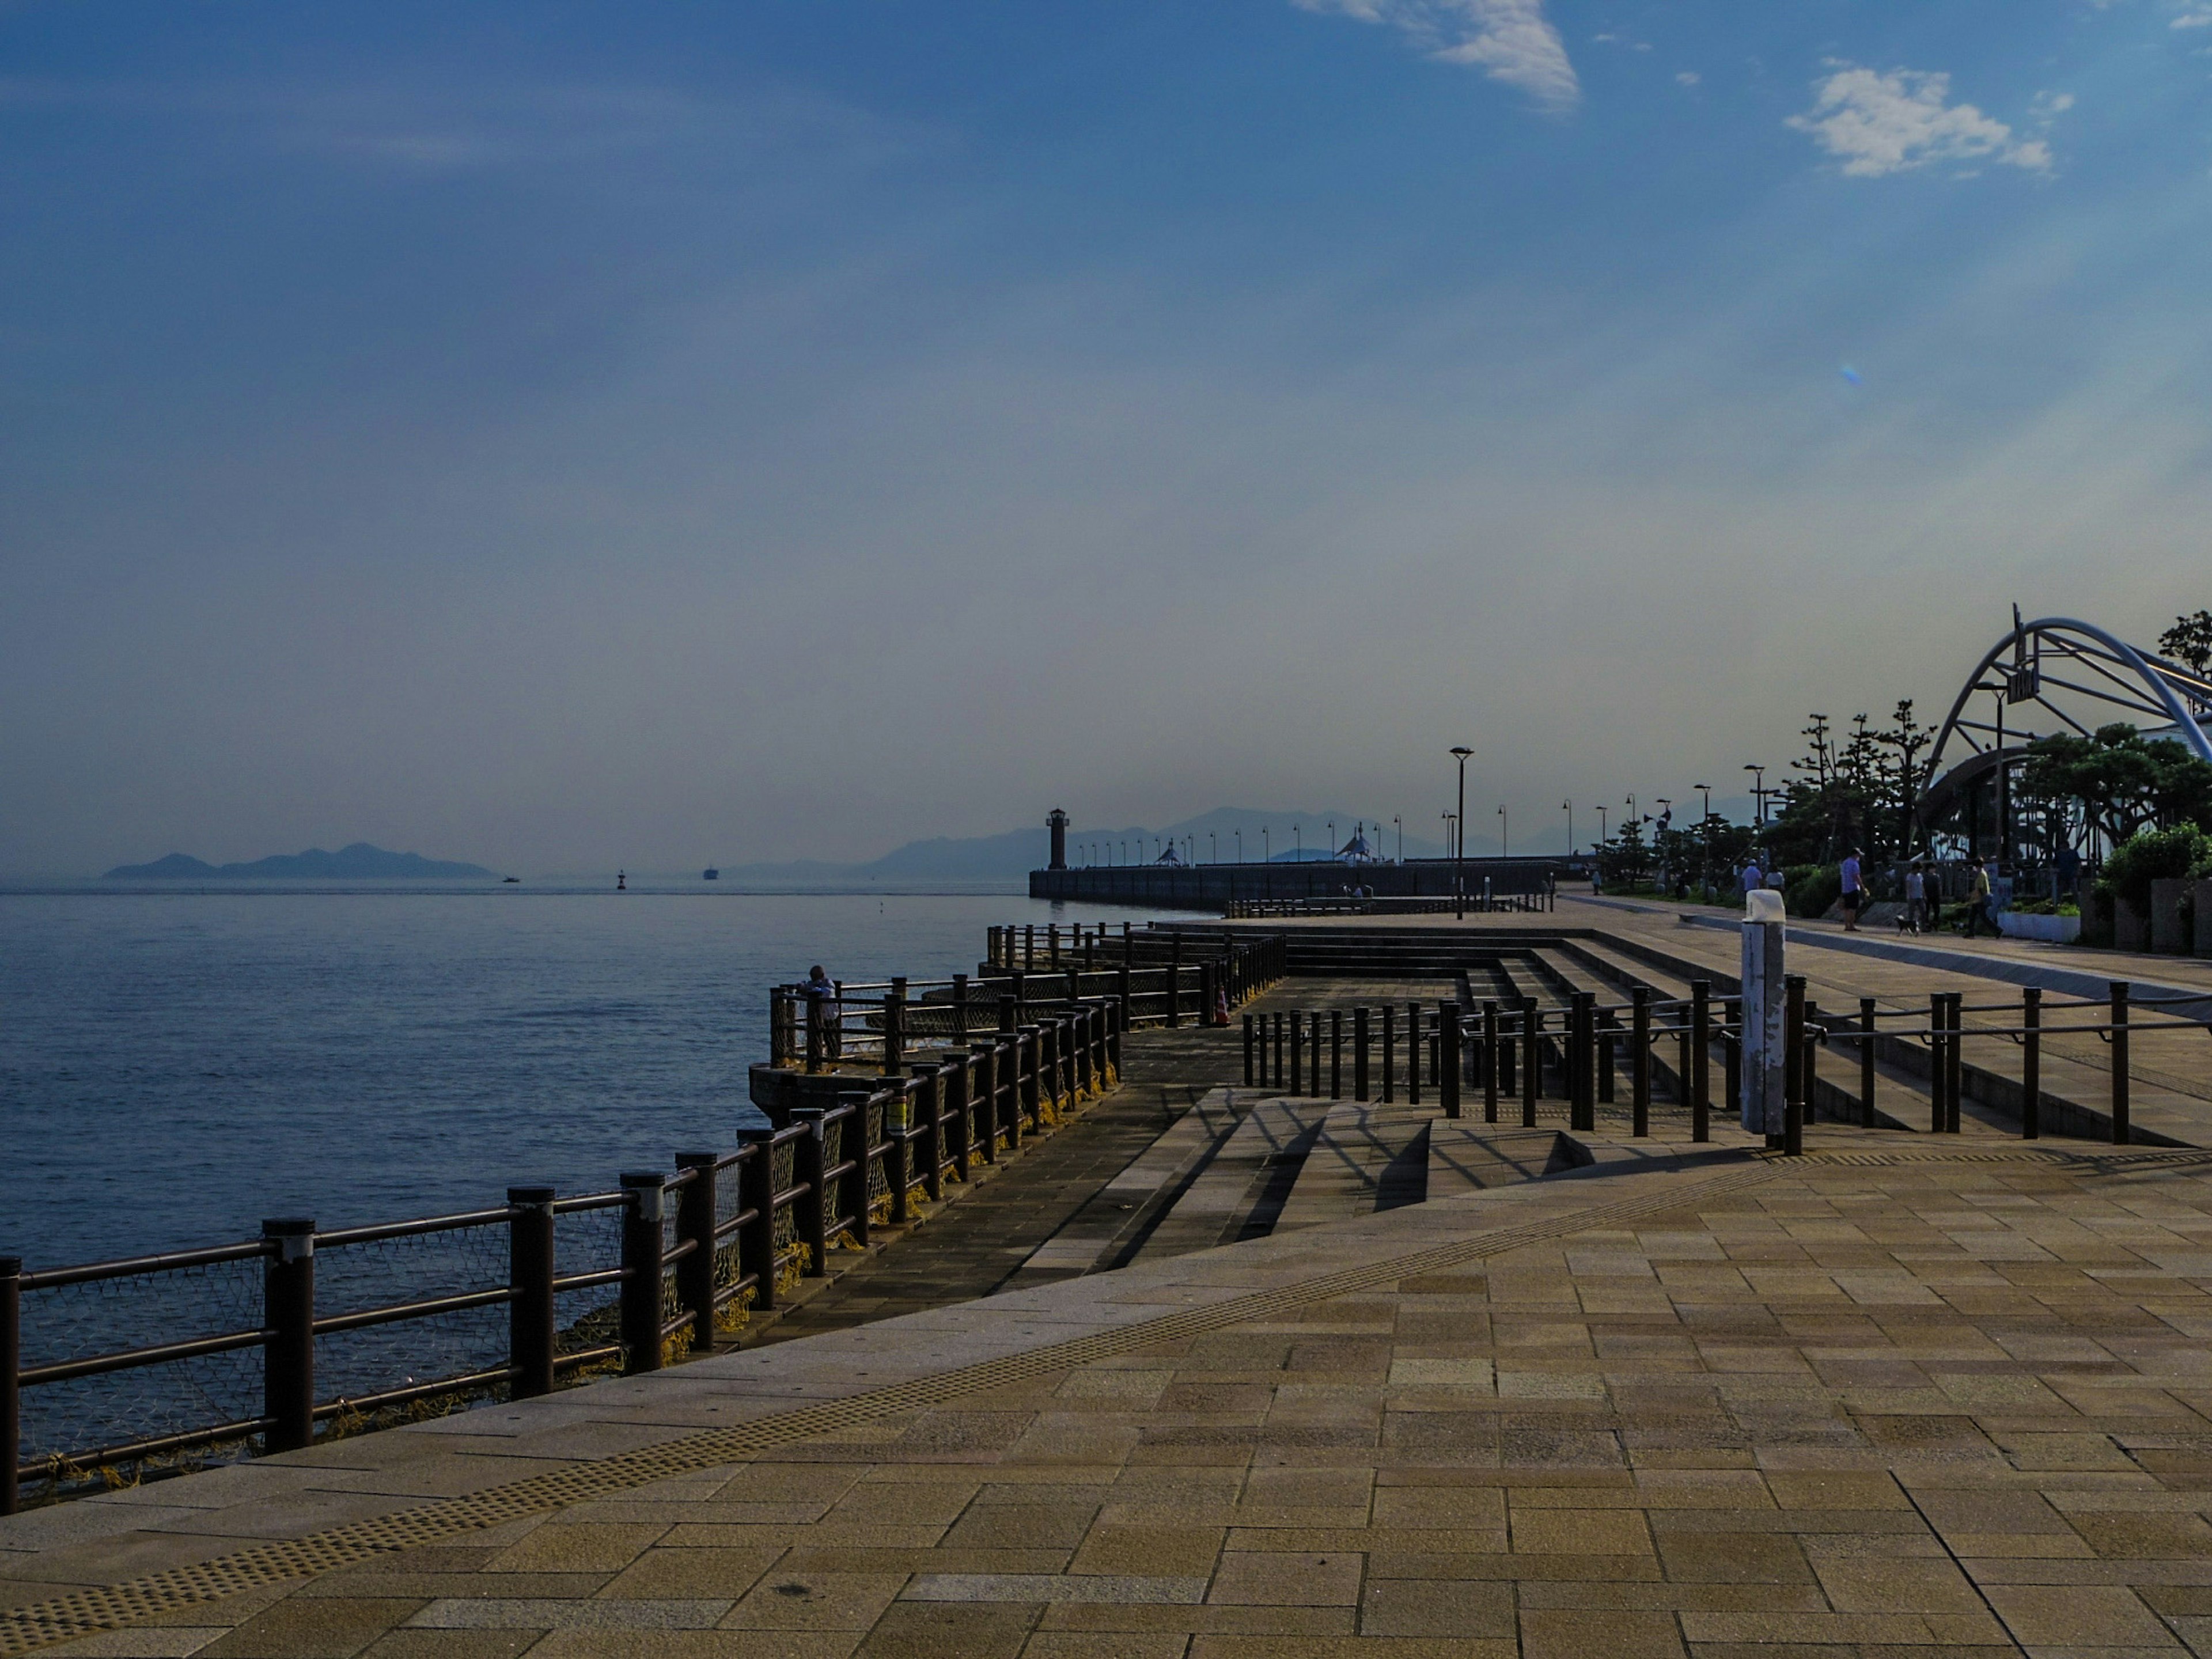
[8,911,2212,1657]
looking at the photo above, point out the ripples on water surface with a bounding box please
[2,886,1192,1267]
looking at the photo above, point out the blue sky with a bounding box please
[3,1,2209,871]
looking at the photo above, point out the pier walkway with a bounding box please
[9,911,2212,1656]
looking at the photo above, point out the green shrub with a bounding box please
[2097,825,2212,912]
[1783,864,1840,919]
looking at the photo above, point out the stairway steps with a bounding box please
[1124,1096,1331,1261]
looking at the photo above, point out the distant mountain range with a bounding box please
[104,843,496,880]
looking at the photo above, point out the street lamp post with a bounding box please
[1744,764,1766,829]
[1694,783,1713,894]
[1263,827,1270,862]
[1209,832,1217,864]
[1451,746,1473,918]
[1393,816,1402,863]
[1498,804,1508,857]
[1597,805,1608,846]
[1234,830,1243,862]
[1562,799,1573,856]
[1294,825,1302,861]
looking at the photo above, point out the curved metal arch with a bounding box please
[1923,620,2212,823]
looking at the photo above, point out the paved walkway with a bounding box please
[17,1117,2212,1656]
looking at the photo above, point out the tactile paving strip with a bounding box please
[3,1145,2051,1654]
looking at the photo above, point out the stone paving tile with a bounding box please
[47,1138,2212,1657]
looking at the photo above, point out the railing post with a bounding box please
[1690,980,1711,1143]
[1944,993,1963,1135]
[619,1175,668,1373]
[1783,976,1805,1156]
[2109,982,2130,1145]
[1330,1010,1343,1099]
[884,981,905,1077]
[1354,1006,1370,1100]
[738,1131,777,1312]
[952,973,969,1043]
[262,1218,317,1452]
[1673,999,1691,1130]
[1928,994,1946,1134]
[1244,1014,1256,1086]
[1520,999,1540,1128]
[1116,964,1132,1032]
[972,1046,998,1164]
[675,1154,718,1355]
[1439,1002,1463,1120]
[507,1187,556,1399]
[1,1256,18,1516]
[1290,1010,1304,1095]
[913,1063,944,1200]
[1631,987,1651,1138]
[1577,993,1598,1132]
[791,1116,828,1274]
[943,1056,971,1181]
[1168,933,1183,1028]
[2021,988,2041,1141]
[1481,1001,1498,1123]
[1598,1007,1616,1106]
[885,1082,912,1224]
[1381,1005,1395,1103]
[1858,997,1877,1128]
[1407,1002,1422,1105]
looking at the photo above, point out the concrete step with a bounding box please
[1270,1100,1435,1233]
[1124,1095,1332,1261]
[1426,1123,1586,1196]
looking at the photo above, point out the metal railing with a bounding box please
[3,995,1134,1515]
[1238,979,2209,1155]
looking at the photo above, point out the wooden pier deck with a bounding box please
[7,910,2212,1657]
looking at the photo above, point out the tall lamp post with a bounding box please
[1450,747,1473,918]
[1209,833,1217,865]
[1694,783,1713,892]
[1393,815,1402,863]
[1498,804,1508,857]
[1563,799,1574,855]
[1744,764,1766,830]
[1596,805,1608,846]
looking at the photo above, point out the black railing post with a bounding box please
[1520,999,1539,1128]
[1598,1007,1616,1106]
[1290,1011,1304,1095]
[1168,933,1183,1028]
[914,1063,944,1201]
[1244,1014,1256,1086]
[952,973,969,1043]
[1577,993,1597,1132]
[1691,980,1711,1143]
[738,1131,777,1312]
[1804,1002,1821,1125]
[507,1187,556,1399]
[619,1175,668,1374]
[1482,1001,1499,1123]
[1,1256,18,1516]
[1381,1004,1395,1103]
[262,1218,316,1452]
[1354,1006,1370,1101]
[1407,1002,1422,1106]
[1783,976,1806,1156]
[1944,993,1963,1135]
[1330,1010,1343,1099]
[1439,1002,1463,1120]
[971,1047,997,1164]
[2021,988,2041,1141]
[791,1115,828,1274]
[1859,997,1877,1128]
[2110,982,2130,1145]
[884,981,905,1078]
[805,991,826,1074]
[885,1082,912,1225]
[1928,994,1946,1134]
[941,1056,971,1182]
[1631,988,1651,1138]
[675,1154,718,1355]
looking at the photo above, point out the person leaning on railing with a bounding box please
[802,964,842,1059]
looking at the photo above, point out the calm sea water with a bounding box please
[1,887,1196,1268]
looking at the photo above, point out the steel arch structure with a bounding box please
[1920,615,2212,833]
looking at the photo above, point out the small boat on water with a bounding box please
[502,876,520,884]
[703,868,719,880]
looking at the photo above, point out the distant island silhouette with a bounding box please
[103,843,496,880]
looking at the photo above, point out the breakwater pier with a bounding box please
[9,899,2212,1656]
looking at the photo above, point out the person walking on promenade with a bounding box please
[1964,861,1993,937]
[1839,847,1866,932]
[1741,858,1763,897]
[1903,863,1926,935]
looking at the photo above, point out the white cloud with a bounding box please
[1296,0,1580,109]
[1786,65,2051,177]
[1676,70,1700,86]
[2172,9,2212,27]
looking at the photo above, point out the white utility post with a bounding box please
[1740,888,1787,1141]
